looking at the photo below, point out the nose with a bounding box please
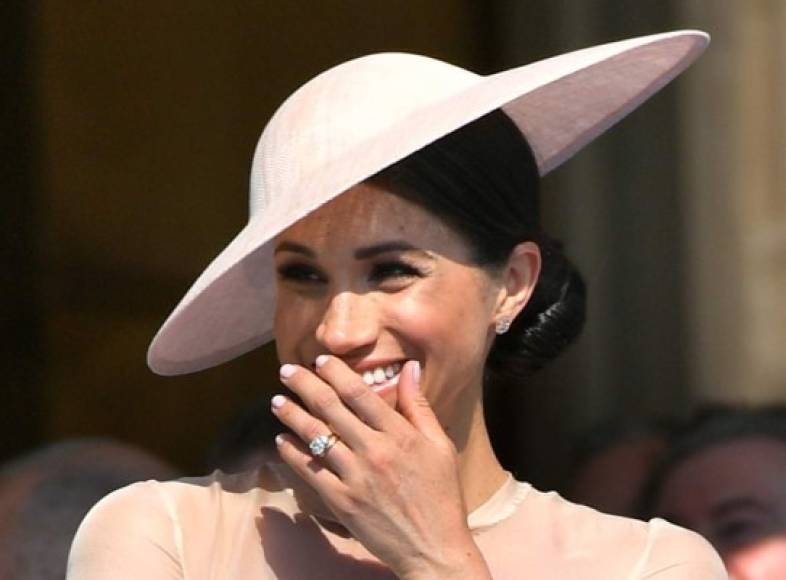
[315,291,379,356]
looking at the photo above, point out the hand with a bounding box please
[271,357,491,580]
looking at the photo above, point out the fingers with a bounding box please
[271,394,353,477]
[274,431,347,496]
[314,355,405,432]
[395,361,445,442]
[278,364,373,449]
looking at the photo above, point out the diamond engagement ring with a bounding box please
[309,433,339,457]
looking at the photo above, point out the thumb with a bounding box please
[396,360,442,439]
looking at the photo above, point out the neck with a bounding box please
[449,397,508,514]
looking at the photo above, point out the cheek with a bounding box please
[726,538,786,578]
[394,292,451,337]
[394,276,493,360]
[273,291,318,359]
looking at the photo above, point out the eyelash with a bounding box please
[369,261,422,283]
[714,515,766,547]
[276,263,325,284]
[276,260,423,286]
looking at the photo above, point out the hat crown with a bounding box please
[248,53,479,219]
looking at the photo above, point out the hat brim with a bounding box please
[148,30,708,375]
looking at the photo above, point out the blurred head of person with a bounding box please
[640,405,786,580]
[204,398,285,474]
[0,438,177,580]
[568,417,672,516]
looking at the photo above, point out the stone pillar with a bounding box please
[679,0,786,402]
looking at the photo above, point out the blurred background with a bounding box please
[2,0,785,489]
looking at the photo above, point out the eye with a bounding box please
[276,262,326,284]
[369,260,423,285]
[712,516,768,551]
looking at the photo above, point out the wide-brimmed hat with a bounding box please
[148,30,708,376]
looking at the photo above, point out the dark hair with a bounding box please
[369,109,586,388]
[637,404,786,518]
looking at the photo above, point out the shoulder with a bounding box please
[72,467,263,529]
[511,485,652,544]
[635,518,728,579]
[67,467,283,580]
[496,486,726,579]
[66,479,182,579]
[72,479,173,542]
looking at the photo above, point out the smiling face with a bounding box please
[273,182,511,426]
[654,437,786,579]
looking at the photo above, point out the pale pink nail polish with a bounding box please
[315,354,329,368]
[411,361,421,385]
[275,434,285,446]
[279,364,297,379]
[271,395,286,409]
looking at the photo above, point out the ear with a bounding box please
[493,241,541,325]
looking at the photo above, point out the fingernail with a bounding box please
[279,364,297,379]
[275,434,285,446]
[315,354,329,368]
[411,360,421,386]
[271,394,286,409]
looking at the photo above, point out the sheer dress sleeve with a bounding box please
[65,473,729,580]
[66,481,184,580]
[633,518,728,579]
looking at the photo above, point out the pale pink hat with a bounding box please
[148,30,709,376]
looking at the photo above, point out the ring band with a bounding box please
[309,433,339,457]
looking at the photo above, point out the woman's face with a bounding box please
[273,182,507,426]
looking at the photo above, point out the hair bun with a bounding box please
[486,238,586,386]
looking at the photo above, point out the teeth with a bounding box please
[361,362,403,385]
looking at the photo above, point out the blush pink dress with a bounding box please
[66,464,727,579]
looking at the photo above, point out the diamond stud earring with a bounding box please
[495,317,512,335]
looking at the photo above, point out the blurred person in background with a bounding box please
[568,417,673,517]
[204,398,284,473]
[0,438,177,580]
[640,405,786,580]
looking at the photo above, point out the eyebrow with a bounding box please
[354,241,417,260]
[274,240,421,260]
[710,497,770,520]
[274,241,315,258]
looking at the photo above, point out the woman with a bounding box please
[67,31,727,579]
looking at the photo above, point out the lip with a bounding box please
[308,357,409,373]
[370,372,402,397]
[349,358,408,374]
[306,356,411,396]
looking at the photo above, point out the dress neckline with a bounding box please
[265,462,529,533]
[467,472,531,532]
